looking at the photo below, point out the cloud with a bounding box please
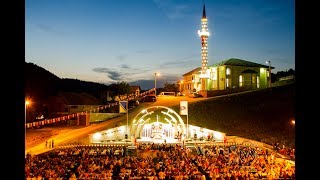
[153,0,194,20]
[159,54,199,68]
[116,54,127,61]
[35,23,65,36]
[130,74,181,90]
[136,49,152,54]
[120,64,130,69]
[92,68,122,81]
[214,4,283,28]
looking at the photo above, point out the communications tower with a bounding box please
[197,4,210,90]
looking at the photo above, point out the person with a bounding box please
[52,139,54,148]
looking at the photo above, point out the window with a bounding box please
[257,76,260,88]
[252,75,256,83]
[226,68,231,75]
[226,78,230,88]
[239,75,243,87]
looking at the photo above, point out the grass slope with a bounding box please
[171,84,295,147]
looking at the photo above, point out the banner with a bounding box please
[119,101,128,113]
[180,101,188,115]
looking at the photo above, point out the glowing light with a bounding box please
[119,126,125,132]
[93,132,102,141]
[199,73,210,78]
[198,30,210,36]
[213,131,224,141]
[291,120,295,125]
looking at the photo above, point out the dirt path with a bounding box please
[26,126,83,149]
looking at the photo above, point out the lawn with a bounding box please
[170,83,295,148]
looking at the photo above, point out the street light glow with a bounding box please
[179,80,184,92]
[25,99,32,156]
[291,120,295,125]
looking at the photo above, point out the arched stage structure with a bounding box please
[131,106,186,142]
[89,106,225,144]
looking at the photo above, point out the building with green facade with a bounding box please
[181,58,274,95]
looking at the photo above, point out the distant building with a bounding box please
[129,86,141,98]
[181,58,274,95]
[47,92,101,125]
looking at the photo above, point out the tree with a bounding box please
[287,69,295,76]
[108,81,131,101]
[162,82,178,94]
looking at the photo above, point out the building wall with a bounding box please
[218,66,226,90]
[183,64,269,92]
[183,73,201,93]
[67,105,101,114]
[90,113,120,123]
[259,68,268,88]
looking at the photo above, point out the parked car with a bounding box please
[177,92,185,96]
[189,92,203,98]
[128,100,139,108]
[141,94,157,102]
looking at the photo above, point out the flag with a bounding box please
[119,101,128,113]
[180,101,188,115]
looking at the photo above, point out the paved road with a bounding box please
[25,95,200,155]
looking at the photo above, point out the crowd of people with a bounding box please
[25,142,295,180]
[272,143,295,161]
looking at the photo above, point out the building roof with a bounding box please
[242,69,258,74]
[182,58,274,77]
[130,86,141,93]
[210,58,274,69]
[182,67,201,76]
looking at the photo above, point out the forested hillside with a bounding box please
[25,62,109,108]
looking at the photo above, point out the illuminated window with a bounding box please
[257,76,260,88]
[226,78,230,88]
[252,75,256,83]
[212,68,217,80]
[239,75,243,87]
[226,68,231,75]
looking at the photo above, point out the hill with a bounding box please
[25,62,109,105]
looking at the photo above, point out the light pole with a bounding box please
[266,60,271,87]
[154,73,159,96]
[180,80,184,93]
[25,100,30,155]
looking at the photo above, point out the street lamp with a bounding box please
[25,100,31,155]
[25,100,30,125]
[180,80,184,93]
[155,73,160,96]
[266,60,271,87]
